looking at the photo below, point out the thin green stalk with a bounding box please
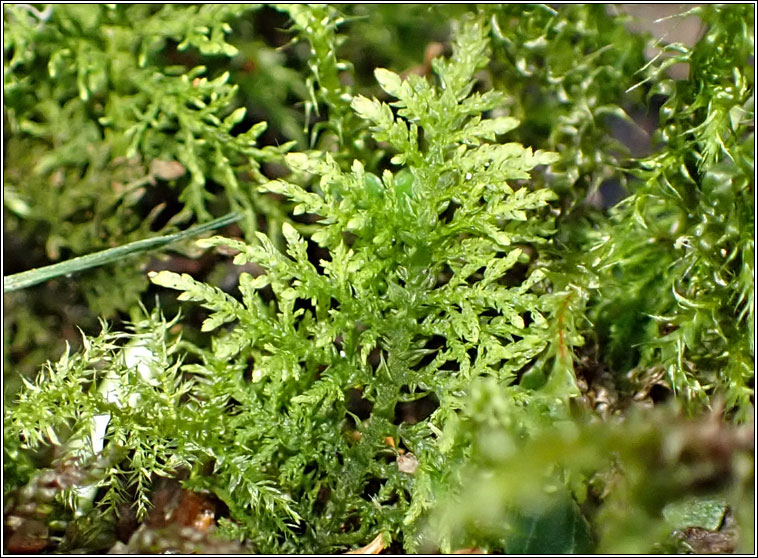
[3,212,240,293]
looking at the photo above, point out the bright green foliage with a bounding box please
[272,4,387,174]
[2,4,292,384]
[3,4,754,555]
[149,15,560,551]
[277,4,354,145]
[4,4,272,226]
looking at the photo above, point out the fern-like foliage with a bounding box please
[3,4,295,388]
[4,6,752,555]
[4,4,282,228]
[149,14,560,552]
[276,4,353,145]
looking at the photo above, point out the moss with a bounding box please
[4,5,753,554]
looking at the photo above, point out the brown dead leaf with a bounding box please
[345,533,386,554]
[401,42,445,78]
[397,452,419,474]
[6,518,49,554]
[150,159,186,181]
[675,526,737,554]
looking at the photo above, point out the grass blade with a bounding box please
[3,212,240,293]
